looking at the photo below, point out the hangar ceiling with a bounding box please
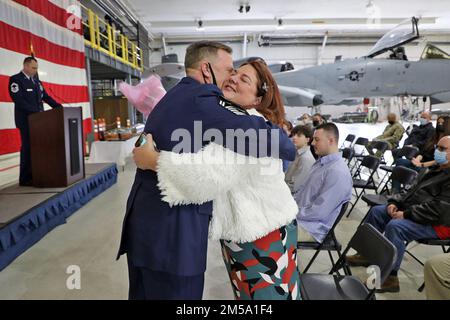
[119,0,450,38]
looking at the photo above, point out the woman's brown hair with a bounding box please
[423,116,450,154]
[240,60,286,127]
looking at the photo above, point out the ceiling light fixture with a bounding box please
[196,19,205,31]
[238,3,250,13]
[276,18,284,30]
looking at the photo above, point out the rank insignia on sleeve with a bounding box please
[10,82,19,93]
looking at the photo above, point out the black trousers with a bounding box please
[127,256,204,300]
[18,125,32,184]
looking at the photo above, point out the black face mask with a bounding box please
[437,124,445,133]
[312,120,320,127]
[388,121,395,125]
[202,62,217,86]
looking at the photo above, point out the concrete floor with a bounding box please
[0,122,444,299]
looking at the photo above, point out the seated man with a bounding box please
[392,111,435,162]
[347,136,450,293]
[295,123,353,243]
[424,253,450,300]
[366,113,405,156]
[310,113,327,159]
[285,125,315,193]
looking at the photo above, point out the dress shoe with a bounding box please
[376,275,400,293]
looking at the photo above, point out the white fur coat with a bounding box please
[156,110,298,243]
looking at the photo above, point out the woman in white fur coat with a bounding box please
[134,60,300,300]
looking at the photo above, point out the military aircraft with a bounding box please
[274,17,450,107]
[146,17,450,108]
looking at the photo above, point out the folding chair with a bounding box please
[367,165,417,202]
[405,239,450,292]
[353,137,369,156]
[347,155,380,217]
[300,223,397,300]
[341,147,354,167]
[340,134,356,150]
[298,202,350,275]
[378,145,419,189]
[349,137,369,174]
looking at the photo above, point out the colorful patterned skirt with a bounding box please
[220,220,300,300]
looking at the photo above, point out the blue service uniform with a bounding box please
[117,77,296,300]
[8,72,62,185]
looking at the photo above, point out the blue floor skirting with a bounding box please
[0,164,118,271]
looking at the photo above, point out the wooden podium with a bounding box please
[28,107,85,187]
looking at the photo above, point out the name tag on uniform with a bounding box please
[27,88,33,91]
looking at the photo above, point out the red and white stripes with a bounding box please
[0,0,91,155]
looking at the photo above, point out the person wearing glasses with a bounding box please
[346,136,450,293]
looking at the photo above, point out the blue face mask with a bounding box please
[419,118,429,126]
[434,149,449,165]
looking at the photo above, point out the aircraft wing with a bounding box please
[278,85,323,107]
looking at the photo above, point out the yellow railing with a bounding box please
[81,4,143,72]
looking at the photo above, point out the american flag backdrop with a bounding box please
[0,0,91,155]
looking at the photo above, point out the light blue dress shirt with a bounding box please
[294,152,353,242]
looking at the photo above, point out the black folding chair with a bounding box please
[405,239,450,292]
[340,134,356,150]
[298,202,350,275]
[349,137,369,174]
[378,165,418,196]
[353,137,369,156]
[341,147,354,167]
[347,155,380,217]
[300,223,397,300]
[378,145,419,188]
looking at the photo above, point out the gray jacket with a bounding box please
[285,146,315,193]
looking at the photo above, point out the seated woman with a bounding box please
[397,116,450,170]
[133,60,300,300]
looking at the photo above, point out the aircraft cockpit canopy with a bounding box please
[420,44,450,60]
[367,17,419,58]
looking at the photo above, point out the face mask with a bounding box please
[434,149,449,165]
[313,120,320,127]
[419,118,429,126]
[202,62,217,86]
[388,121,395,125]
[437,124,445,133]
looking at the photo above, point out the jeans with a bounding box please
[365,205,438,272]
